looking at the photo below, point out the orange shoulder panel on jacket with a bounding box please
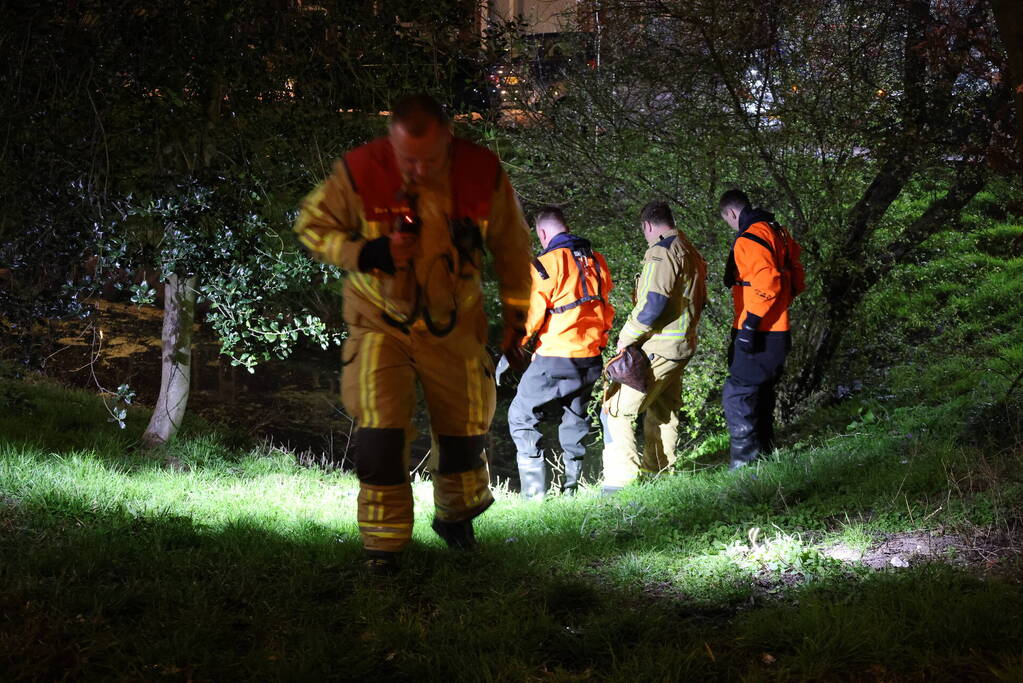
[344,136,500,223]
[731,222,791,332]
[529,246,612,359]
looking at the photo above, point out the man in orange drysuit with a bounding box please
[507,206,614,499]
[719,189,806,470]
[294,94,532,573]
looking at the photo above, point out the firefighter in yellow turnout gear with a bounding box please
[601,202,707,493]
[294,95,532,573]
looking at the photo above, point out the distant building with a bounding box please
[488,0,582,34]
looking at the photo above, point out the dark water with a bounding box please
[10,300,602,487]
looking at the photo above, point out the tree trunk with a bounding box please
[992,0,1023,154]
[141,273,197,449]
[783,162,989,414]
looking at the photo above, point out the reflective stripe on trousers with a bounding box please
[341,321,497,552]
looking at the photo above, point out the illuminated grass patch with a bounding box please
[1,371,1021,680]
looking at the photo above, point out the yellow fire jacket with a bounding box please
[294,136,532,341]
[618,230,707,360]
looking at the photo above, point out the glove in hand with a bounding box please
[735,313,762,354]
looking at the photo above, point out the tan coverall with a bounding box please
[294,137,531,553]
[601,230,707,488]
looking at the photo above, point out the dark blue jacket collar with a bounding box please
[655,232,677,248]
[540,232,590,256]
[738,207,775,235]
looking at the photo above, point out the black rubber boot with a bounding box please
[728,432,760,470]
[561,456,583,495]
[431,517,477,550]
[364,550,400,576]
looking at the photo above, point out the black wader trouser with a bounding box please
[508,355,603,498]
[722,330,790,469]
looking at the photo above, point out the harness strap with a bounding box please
[551,294,603,314]
[531,258,549,280]
[546,246,607,315]
[739,231,774,253]
[728,221,794,288]
[573,248,593,300]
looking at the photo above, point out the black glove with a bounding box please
[735,313,762,354]
[357,236,396,275]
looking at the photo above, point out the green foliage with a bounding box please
[501,0,1018,415]
[106,383,136,430]
[93,179,345,371]
[1,0,495,377]
[721,527,844,579]
[843,212,1023,406]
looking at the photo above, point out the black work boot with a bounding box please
[364,550,400,576]
[431,517,476,550]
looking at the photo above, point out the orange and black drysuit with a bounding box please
[507,232,614,498]
[722,207,805,469]
[294,136,531,554]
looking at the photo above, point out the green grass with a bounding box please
[3,208,1021,680]
[2,366,1021,681]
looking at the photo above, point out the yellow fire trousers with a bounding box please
[342,317,496,553]
[600,354,690,488]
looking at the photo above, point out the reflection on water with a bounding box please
[19,300,535,483]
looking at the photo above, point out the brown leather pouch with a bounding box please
[605,345,650,393]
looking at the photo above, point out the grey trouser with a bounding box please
[508,354,603,498]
